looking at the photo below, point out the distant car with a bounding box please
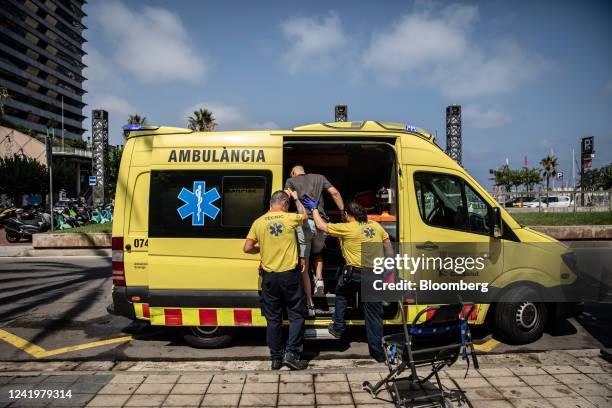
[54,199,74,209]
[503,196,537,207]
[524,195,572,208]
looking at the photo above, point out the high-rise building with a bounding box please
[0,0,87,140]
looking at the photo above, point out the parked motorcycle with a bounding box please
[5,211,51,242]
[0,206,17,228]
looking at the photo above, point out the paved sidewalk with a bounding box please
[0,350,610,407]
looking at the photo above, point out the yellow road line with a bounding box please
[41,336,133,357]
[0,329,132,358]
[474,338,501,352]
[0,329,47,358]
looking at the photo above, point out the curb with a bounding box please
[0,349,604,373]
[530,225,612,240]
[32,232,111,249]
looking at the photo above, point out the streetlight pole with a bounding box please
[46,128,54,232]
[61,95,64,151]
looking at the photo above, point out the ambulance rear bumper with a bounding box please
[108,286,136,320]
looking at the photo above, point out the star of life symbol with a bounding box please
[268,222,284,237]
[363,226,375,238]
[177,181,220,226]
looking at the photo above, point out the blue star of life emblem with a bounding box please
[268,222,284,236]
[363,227,375,238]
[177,181,221,226]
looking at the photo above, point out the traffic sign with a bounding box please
[89,176,97,186]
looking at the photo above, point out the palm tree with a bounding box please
[127,114,146,125]
[521,167,542,192]
[188,109,217,131]
[540,155,559,191]
[489,165,513,192]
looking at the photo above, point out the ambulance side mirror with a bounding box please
[489,207,503,238]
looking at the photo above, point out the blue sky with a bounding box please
[82,0,612,187]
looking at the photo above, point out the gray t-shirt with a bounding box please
[285,173,332,220]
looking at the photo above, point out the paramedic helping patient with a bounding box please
[243,190,309,370]
[306,199,393,362]
[285,165,344,315]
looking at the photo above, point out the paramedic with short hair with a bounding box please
[243,190,309,370]
[307,198,392,362]
[285,165,344,316]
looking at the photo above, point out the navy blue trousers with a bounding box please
[331,269,385,362]
[260,268,306,360]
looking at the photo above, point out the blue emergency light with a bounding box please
[406,125,417,132]
[122,123,143,131]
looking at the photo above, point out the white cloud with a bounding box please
[462,104,511,129]
[182,102,279,131]
[363,5,547,99]
[93,1,206,82]
[280,13,348,74]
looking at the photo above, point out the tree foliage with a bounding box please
[540,155,559,191]
[127,114,147,125]
[582,163,612,190]
[105,146,123,199]
[187,108,217,131]
[52,158,78,197]
[0,155,48,203]
[490,166,542,192]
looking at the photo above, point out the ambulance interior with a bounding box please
[284,141,399,318]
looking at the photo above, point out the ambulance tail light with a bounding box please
[112,236,125,286]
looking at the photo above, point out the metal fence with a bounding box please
[490,190,612,213]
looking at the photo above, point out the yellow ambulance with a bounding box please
[109,121,579,347]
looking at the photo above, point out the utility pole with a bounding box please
[61,95,64,151]
[45,128,54,231]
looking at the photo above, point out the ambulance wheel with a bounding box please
[183,326,234,348]
[494,286,547,344]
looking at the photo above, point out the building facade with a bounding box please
[0,0,87,140]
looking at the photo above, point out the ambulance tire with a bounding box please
[183,326,234,348]
[494,286,547,345]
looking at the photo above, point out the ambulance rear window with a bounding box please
[149,170,271,238]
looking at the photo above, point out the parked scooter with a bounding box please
[0,206,17,228]
[5,211,51,242]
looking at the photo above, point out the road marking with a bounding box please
[0,329,131,358]
[473,338,501,352]
[0,329,47,358]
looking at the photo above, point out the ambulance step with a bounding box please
[304,327,337,340]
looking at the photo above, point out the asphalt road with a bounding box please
[0,242,610,362]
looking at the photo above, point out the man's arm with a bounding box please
[243,238,259,254]
[286,189,307,222]
[327,186,344,211]
[383,238,394,258]
[311,208,328,233]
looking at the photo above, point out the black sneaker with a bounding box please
[328,323,342,339]
[271,359,283,370]
[282,352,308,370]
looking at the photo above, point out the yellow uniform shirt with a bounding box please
[327,220,389,268]
[246,211,304,272]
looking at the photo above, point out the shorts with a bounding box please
[297,219,326,258]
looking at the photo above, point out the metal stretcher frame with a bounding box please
[362,298,480,407]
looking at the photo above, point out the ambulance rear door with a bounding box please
[146,133,283,313]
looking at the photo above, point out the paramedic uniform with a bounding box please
[247,211,306,360]
[327,220,388,362]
